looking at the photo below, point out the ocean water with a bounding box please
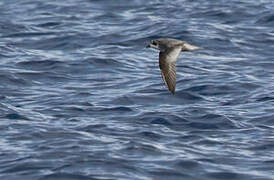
[0,0,274,179]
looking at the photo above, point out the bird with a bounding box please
[146,38,199,94]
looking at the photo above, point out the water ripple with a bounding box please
[0,0,274,180]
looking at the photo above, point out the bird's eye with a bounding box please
[152,41,157,45]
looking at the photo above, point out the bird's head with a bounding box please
[146,38,200,52]
[146,39,169,52]
[146,39,160,50]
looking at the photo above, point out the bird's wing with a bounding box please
[159,46,182,94]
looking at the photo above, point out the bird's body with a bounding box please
[146,38,199,94]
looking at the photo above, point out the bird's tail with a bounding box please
[183,43,200,51]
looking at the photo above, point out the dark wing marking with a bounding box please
[159,60,176,94]
[159,46,182,94]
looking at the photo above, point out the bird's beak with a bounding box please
[184,43,200,51]
[146,43,158,50]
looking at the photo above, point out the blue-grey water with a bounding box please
[1,0,274,179]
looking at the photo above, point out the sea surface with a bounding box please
[0,0,274,179]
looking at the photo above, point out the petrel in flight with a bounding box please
[147,38,199,94]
